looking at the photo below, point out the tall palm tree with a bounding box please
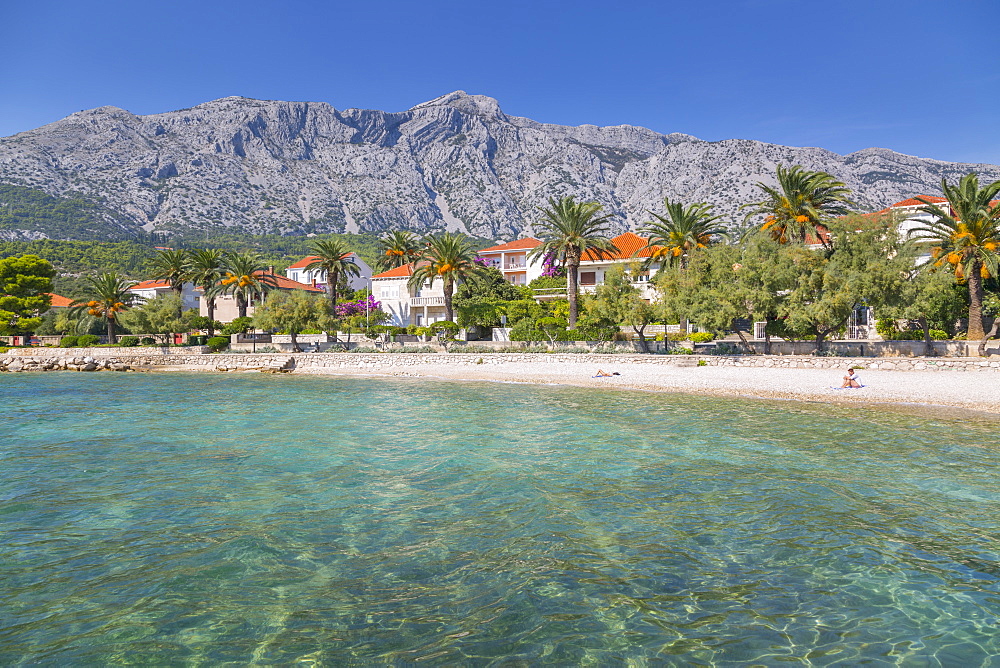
[148,249,190,301]
[527,196,617,328]
[376,230,421,271]
[744,164,855,250]
[219,252,279,319]
[911,173,1000,342]
[187,249,227,333]
[70,272,137,343]
[407,233,483,322]
[636,197,729,271]
[306,238,362,309]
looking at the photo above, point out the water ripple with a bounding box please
[1,373,999,665]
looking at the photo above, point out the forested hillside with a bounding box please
[0,184,141,240]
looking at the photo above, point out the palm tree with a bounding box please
[376,230,422,271]
[187,249,227,333]
[219,252,279,319]
[148,248,190,301]
[407,233,483,322]
[637,197,728,271]
[306,238,362,309]
[911,173,1000,342]
[527,196,617,329]
[70,272,137,343]
[744,164,855,250]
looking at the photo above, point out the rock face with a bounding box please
[2,90,999,240]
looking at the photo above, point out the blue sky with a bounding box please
[2,0,998,164]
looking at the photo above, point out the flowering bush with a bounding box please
[541,252,565,278]
[335,295,381,318]
[473,256,494,267]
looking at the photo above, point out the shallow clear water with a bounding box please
[1,373,999,665]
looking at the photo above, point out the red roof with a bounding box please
[581,232,659,261]
[46,293,73,308]
[891,196,947,208]
[287,253,353,270]
[371,263,424,279]
[478,237,542,253]
[128,279,173,291]
[258,272,325,292]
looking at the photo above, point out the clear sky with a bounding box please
[2,0,998,164]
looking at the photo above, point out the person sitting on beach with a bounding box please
[840,367,863,388]
[594,369,620,377]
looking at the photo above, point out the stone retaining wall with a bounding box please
[3,351,1000,374]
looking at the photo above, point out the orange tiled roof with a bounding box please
[287,253,354,270]
[371,262,428,279]
[257,272,325,292]
[478,237,542,253]
[128,279,173,291]
[581,232,659,261]
[46,293,74,308]
[891,196,947,208]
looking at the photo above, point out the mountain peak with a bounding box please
[410,91,505,118]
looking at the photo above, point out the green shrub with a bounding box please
[140,337,157,345]
[206,336,229,352]
[221,317,253,336]
[118,336,140,347]
[875,318,899,340]
[697,360,708,366]
[667,347,694,355]
[688,332,715,343]
[666,332,690,342]
[60,335,79,348]
[77,334,100,347]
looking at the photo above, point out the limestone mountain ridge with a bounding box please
[1,91,998,241]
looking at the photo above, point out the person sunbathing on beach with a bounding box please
[594,369,620,377]
[840,367,863,388]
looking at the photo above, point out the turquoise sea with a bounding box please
[1,372,999,665]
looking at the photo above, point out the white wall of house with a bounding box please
[477,249,545,286]
[128,282,200,312]
[373,276,449,326]
[286,254,373,292]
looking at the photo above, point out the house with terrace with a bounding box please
[285,253,373,292]
[370,263,450,327]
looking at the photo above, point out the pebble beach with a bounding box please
[297,358,1000,416]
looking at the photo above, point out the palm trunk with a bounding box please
[967,263,986,343]
[566,253,580,329]
[207,298,217,336]
[107,317,116,344]
[329,270,338,310]
[237,294,248,320]
[444,279,454,322]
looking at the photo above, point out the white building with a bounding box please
[371,263,449,327]
[127,280,200,312]
[285,253,373,293]
[475,238,545,286]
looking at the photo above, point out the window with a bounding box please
[580,272,597,285]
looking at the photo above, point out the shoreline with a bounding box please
[289,360,1000,418]
[6,351,999,416]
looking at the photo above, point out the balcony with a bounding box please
[410,296,446,306]
[504,263,526,270]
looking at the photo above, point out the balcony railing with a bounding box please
[410,296,446,306]
[505,263,526,270]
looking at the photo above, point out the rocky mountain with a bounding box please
[2,90,998,241]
